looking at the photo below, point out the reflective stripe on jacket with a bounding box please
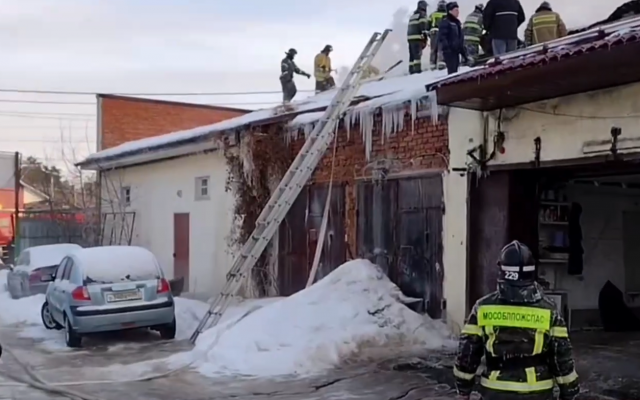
[463,10,484,43]
[524,10,567,45]
[454,286,580,398]
[426,11,446,33]
[314,53,331,81]
[407,9,428,41]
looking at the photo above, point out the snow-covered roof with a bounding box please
[79,68,473,168]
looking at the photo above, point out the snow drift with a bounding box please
[190,259,453,377]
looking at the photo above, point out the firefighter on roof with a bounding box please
[314,45,336,93]
[407,0,429,74]
[524,1,567,46]
[463,4,485,65]
[454,240,580,400]
[280,48,310,104]
[427,0,447,70]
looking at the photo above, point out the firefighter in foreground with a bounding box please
[314,45,336,93]
[407,0,429,74]
[280,48,310,104]
[454,241,580,400]
[427,0,447,70]
[463,4,485,65]
[524,1,567,46]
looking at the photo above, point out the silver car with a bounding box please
[7,243,82,299]
[40,246,176,348]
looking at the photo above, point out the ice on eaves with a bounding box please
[80,68,472,165]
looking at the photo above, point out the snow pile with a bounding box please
[75,246,161,284]
[188,259,453,377]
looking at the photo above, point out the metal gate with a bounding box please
[357,175,444,319]
[16,211,88,253]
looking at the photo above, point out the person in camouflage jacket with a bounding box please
[454,241,580,400]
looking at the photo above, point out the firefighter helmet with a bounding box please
[417,0,427,10]
[475,3,484,11]
[540,1,551,9]
[437,0,447,11]
[497,240,536,286]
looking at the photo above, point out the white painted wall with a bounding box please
[443,108,485,331]
[544,184,640,311]
[463,82,640,166]
[101,151,235,297]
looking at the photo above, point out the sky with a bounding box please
[0,0,618,172]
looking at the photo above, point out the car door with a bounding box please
[49,259,68,321]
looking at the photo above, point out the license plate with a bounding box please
[106,290,142,303]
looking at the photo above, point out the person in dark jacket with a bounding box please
[463,4,484,65]
[280,48,310,103]
[483,0,526,55]
[407,0,429,74]
[454,241,580,400]
[438,2,467,74]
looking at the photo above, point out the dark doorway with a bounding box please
[278,184,346,296]
[173,213,190,292]
[357,175,444,319]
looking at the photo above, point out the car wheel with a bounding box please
[158,318,176,340]
[64,315,82,348]
[41,302,62,330]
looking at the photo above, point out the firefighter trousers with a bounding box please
[481,388,554,400]
[408,41,424,74]
[280,79,297,103]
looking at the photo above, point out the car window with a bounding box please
[62,261,73,281]
[55,259,68,282]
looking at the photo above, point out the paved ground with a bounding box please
[0,325,639,399]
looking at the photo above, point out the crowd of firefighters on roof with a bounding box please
[279,0,567,103]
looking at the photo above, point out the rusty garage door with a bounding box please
[278,184,346,296]
[357,175,444,319]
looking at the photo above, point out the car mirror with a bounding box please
[40,274,54,283]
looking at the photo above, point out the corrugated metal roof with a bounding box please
[432,19,640,88]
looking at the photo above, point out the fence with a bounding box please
[16,210,91,254]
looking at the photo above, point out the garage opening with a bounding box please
[469,162,640,399]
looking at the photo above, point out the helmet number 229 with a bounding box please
[505,271,519,280]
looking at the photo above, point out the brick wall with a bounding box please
[99,95,249,150]
[288,113,449,255]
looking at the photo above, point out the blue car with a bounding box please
[40,246,176,348]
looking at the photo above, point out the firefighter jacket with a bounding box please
[463,10,484,45]
[314,52,332,81]
[280,57,305,82]
[524,8,567,46]
[407,9,429,42]
[483,0,525,40]
[454,282,580,400]
[426,11,446,33]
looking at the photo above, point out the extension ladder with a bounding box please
[189,29,391,344]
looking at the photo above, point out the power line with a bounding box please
[0,110,95,117]
[0,113,93,121]
[0,88,315,96]
[0,98,284,106]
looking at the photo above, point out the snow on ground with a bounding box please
[0,269,217,349]
[164,259,454,378]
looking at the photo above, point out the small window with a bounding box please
[195,176,210,201]
[121,186,131,206]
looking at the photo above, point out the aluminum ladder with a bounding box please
[189,29,391,344]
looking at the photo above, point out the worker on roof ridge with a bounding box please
[280,48,310,104]
[483,0,526,55]
[454,240,580,400]
[427,0,447,70]
[463,4,485,65]
[438,2,468,74]
[524,1,567,46]
[407,0,429,74]
[314,45,336,93]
